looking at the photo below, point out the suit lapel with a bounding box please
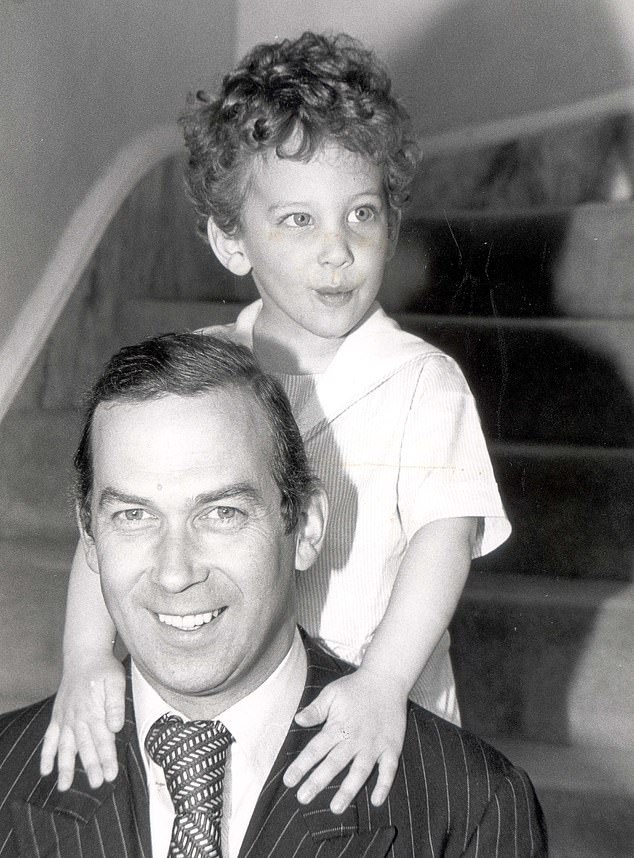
[238,636,395,858]
[11,666,151,858]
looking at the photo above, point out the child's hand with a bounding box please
[40,655,126,791]
[283,668,408,814]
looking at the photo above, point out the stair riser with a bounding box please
[452,586,634,748]
[398,316,634,448]
[483,450,634,581]
[0,412,80,540]
[532,789,634,858]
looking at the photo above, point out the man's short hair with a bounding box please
[74,332,316,533]
[180,31,420,237]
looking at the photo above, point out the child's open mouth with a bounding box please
[314,288,354,307]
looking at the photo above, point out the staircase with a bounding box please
[1,158,633,856]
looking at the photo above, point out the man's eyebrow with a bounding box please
[193,484,264,506]
[97,484,264,509]
[98,488,150,509]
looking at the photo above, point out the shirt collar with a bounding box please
[133,627,307,779]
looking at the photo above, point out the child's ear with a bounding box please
[295,488,328,572]
[386,209,402,261]
[207,217,252,276]
[75,502,100,574]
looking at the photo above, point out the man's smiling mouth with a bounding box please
[158,608,226,630]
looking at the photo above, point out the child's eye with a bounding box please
[281,212,313,228]
[347,206,376,224]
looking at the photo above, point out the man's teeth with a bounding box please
[158,609,222,630]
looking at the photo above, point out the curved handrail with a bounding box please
[417,84,634,156]
[0,124,183,424]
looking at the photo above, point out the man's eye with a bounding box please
[214,507,236,521]
[348,206,375,223]
[202,506,245,526]
[114,508,153,525]
[281,212,312,228]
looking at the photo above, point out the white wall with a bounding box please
[1,0,236,346]
[236,0,634,136]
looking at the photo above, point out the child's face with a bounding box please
[211,143,397,350]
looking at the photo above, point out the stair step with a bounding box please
[486,738,634,858]
[0,536,73,711]
[395,312,634,447]
[486,444,634,582]
[0,409,81,539]
[119,299,247,344]
[389,203,634,321]
[453,573,634,748]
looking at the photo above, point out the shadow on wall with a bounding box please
[385,0,634,137]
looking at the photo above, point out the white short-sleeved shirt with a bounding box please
[200,301,510,721]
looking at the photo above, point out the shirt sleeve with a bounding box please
[397,353,511,557]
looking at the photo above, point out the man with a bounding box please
[0,333,547,857]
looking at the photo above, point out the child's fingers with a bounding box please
[293,697,328,727]
[90,718,119,782]
[103,671,126,733]
[370,751,400,807]
[283,720,345,787]
[330,753,378,814]
[74,721,105,789]
[40,721,61,776]
[55,725,79,791]
[295,740,356,805]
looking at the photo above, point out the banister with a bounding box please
[0,124,183,424]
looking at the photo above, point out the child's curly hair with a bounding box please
[180,31,420,237]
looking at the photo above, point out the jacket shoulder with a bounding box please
[0,697,55,794]
[397,704,547,855]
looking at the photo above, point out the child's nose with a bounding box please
[317,230,354,268]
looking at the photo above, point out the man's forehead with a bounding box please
[94,386,262,426]
[91,388,273,468]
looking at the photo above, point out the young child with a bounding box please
[41,32,510,814]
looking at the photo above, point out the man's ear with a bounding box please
[386,208,402,261]
[295,488,328,572]
[207,217,252,276]
[75,502,100,574]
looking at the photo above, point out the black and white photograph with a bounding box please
[1,2,634,855]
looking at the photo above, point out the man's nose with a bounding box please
[151,529,208,592]
[317,228,354,268]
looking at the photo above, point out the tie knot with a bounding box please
[145,715,234,816]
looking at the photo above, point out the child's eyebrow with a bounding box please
[267,201,310,213]
[267,190,384,214]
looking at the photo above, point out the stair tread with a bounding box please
[463,570,634,610]
[123,297,634,330]
[486,736,634,795]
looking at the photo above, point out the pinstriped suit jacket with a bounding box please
[0,635,547,857]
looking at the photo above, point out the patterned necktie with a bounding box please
[145,714,234,858]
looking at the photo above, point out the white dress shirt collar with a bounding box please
[132,628,307,858]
